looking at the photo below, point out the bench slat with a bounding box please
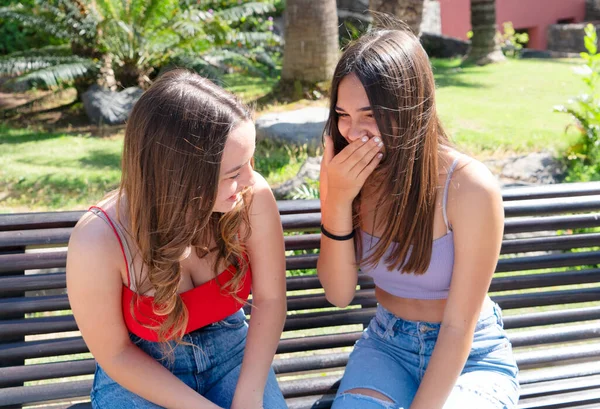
[517,342,600,369]
[3,246,598,278]
[0,230,320,252]
[500,233,600,254]
[0,379,92,407]
[0,294,70,317]
[0,315,78,338]
[510,323,600,348]
[503,306,600,330]
[504,214,600,234]
[491,269,600,292]
[496,287,600,310]
[0,272,66,293]
[519,361,600,385]
[496,250,600,273]
[518,388,600,409]
[276,200,320,215]
[502,182,600,201]
[0,359,95,387]
[3,303,599,340]
[0,228,72,249]
[0,336,88,362]
[504,196,600,217]
[520,373,600,399]
[0,212,83,232]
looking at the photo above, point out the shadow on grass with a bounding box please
[0,127,68,145]
[79,149,122,169]
[432,60,490,89]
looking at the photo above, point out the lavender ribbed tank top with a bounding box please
[359,158,459,300]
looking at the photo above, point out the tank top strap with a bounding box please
[88,206,137,291]
[442,157,460,232]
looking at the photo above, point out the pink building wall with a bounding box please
[438,0,586,50]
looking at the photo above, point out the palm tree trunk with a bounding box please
[467,0,505,65]
[281,0,339,84]
[369,0,425,35]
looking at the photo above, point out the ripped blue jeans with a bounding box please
[332,303,519,409]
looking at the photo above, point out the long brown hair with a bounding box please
[119,69,253,342]
[324,28,451,275]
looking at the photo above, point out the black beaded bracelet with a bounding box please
[320,224,355,241]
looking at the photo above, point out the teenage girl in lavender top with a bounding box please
[317,27,519,409]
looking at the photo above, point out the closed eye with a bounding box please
[230,173,241,180]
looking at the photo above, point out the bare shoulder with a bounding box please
[446,155,503,230]
[451,156,501,204]
[246,171,282,237]
[248,171,278,218]
[67,209,122,279]
[249,171,275,205]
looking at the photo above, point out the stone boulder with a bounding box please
[255,107,329,146]
[586,0,600,21]
[82,85,143,126]
[484,152,565,188]
[420,32,471,58]
[548,23,600,53]
[272,156,321,199]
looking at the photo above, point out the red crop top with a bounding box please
[89,206,252,342]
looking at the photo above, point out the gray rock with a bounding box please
[420,32,471,58]
[484,152,565,188]
[255,107,329,146]
[586,0,600,21]
[82,84,143,126]
[548,23,600,53]
[519,49,579,59]
[272,156,322,199]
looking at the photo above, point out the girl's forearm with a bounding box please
[100,343,222,409]
[409,326,473,409]
[233,297,286,406]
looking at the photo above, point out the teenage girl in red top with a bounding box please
[67,69,288,409]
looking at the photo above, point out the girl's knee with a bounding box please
[333,388,400,409]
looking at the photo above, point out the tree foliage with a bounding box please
[0,0,281,93]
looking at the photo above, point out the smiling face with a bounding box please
[335,73,381,144]
[213,119,257,213]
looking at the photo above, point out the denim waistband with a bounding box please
[375,301,501,337]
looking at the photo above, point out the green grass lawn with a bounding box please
[432,58,582,155]
[0,58,586,212]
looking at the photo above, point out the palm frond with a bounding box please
[0,55,90,76]
[7,60,97,91]
[50,1,99,41]
[139,0,180,29]
[94,0,123,22]
[168,54,225,83]
[2,45,72,58]
[205,49,265,77]
[172,8,212,38]
[0,7,71,39]
[215,2,275,23]
[229,31,280,47]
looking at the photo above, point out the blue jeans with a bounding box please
[91,309,287,409]
[332,303,519,409]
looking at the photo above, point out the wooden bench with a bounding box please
[2,182,600,409]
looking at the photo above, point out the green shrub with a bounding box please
[497,22,529,58]
[555,23,600,181]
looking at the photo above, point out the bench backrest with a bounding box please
[1,182,600,408]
